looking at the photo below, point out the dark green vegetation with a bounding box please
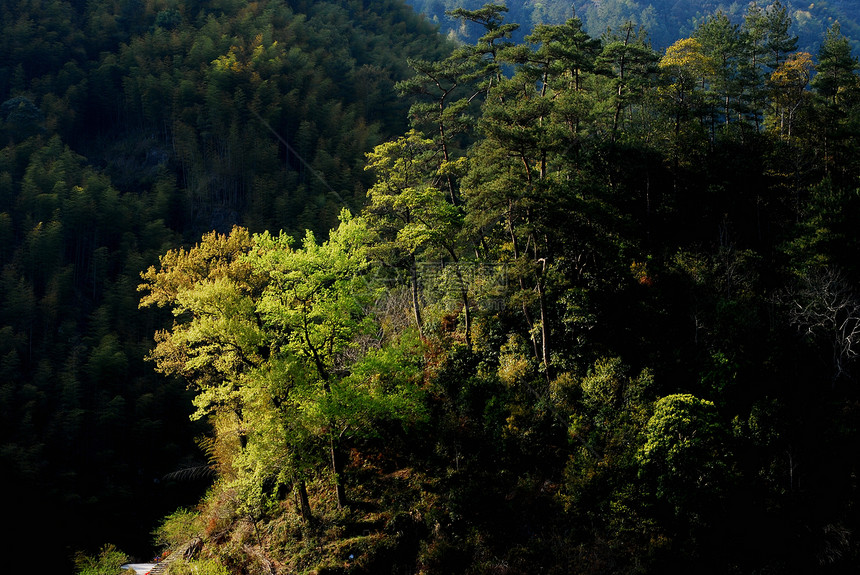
[411,0,860,52]
[0,0,447,572]
[130,4,860,574]
[4,0,860,573]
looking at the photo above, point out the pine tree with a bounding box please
[696,11,744,131]
[764,0,799,70]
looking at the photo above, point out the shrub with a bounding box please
[73,544,130,575]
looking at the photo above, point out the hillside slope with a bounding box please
[124,3,860,574]
[0,0,450,572]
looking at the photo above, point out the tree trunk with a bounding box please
[410,256,424,339]
[611,27,631,141]
[235,409,248,450]
[330,435,347,509]
[536,270,551,382]
[454,264,472,351]
[296,479,312,523]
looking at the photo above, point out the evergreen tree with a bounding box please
[695,11,744,131]
[764,0,799,70]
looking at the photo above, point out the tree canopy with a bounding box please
[6,1,860,574]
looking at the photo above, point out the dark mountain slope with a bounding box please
[0,0,451,572]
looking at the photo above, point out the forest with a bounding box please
[0,0,447,571]
[410,0,860,52]
[3,0,860,573]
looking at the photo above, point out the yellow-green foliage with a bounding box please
[74,544,130,575]
[162,558,229,575]
[153,508,203,550]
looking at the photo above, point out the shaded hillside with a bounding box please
[0,0,451,572]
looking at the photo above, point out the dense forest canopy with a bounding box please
[0,0,449,572]
[129,2,860,574]
[4,0,860,574]
[408,0,860,52]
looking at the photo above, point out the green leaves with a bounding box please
[638,394,729,513]
[813,22,859,107]
[123,6,860,571]
[139,226,266,421]
[250,211,379,382]
[365,130,461,258]
[324,333,428,436]
[141,212,431,513]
